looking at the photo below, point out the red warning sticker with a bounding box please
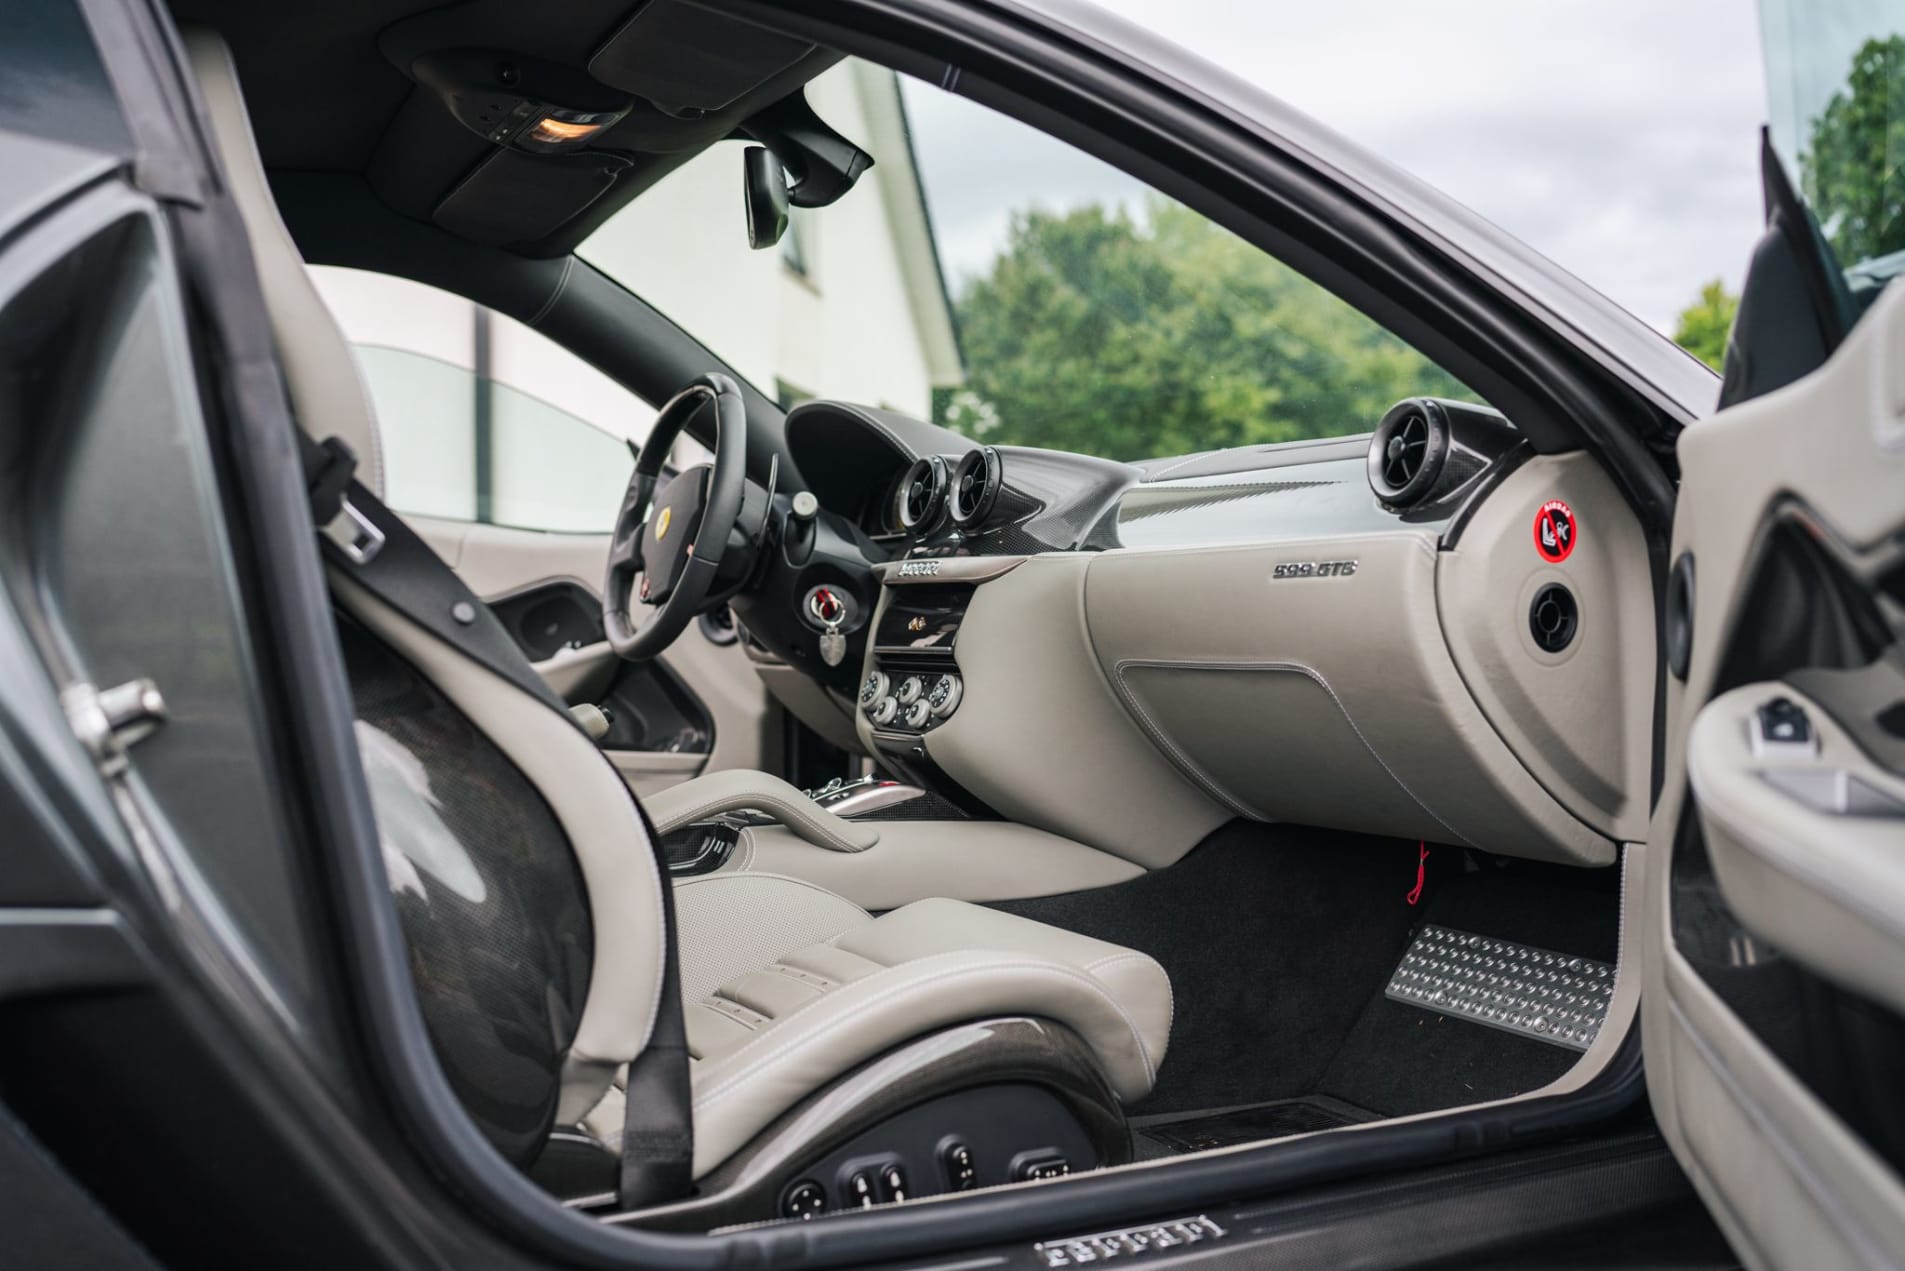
[1534,499,1577,564]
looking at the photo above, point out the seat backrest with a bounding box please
[184,30,387,498]
[182,29,670,1165]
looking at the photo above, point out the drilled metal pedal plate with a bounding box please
[1386,925,1614,1051]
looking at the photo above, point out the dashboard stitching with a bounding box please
[1103,671,1259,821]
[1072,559,1248,824]
[1144,450,1217,481]
[1110,657,1476,848]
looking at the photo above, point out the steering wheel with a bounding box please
[603,372,747,662]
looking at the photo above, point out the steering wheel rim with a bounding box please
[603,372,748,662]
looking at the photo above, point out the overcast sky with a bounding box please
[902,0,1769,333]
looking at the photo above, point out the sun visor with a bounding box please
[434,149,632,247]
[589,0,815,118]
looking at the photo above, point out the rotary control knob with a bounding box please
[859,670,889,707]
[869,696,899,726]
[927,674,963,718]
[895,675,925,706]
[902,699,932,729]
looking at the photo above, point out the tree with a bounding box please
[1673,279,1738,371]
[1801,34,1905,267]
[938,200,1470,459]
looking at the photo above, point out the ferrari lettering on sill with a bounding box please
[1035,1216,1228,1267]
[1271,559,1358,579]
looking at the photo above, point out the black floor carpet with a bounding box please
[990,823,1621,1131]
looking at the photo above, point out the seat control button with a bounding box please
[941,1140,977,1191]
[902,699,931,729]
[896,675,925,705]
[878,1163,909,1202]
[1011,1150,1071,1182]
[780,1180,826,1220]
[869,696,898,726]
[846,1169,877,1209]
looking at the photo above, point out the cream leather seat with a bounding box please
[589,873,1170,1176]
[184,29,1171,1189]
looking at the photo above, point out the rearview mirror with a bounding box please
[743,146,789,250]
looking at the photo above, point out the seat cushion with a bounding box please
[600,872,1173,1177]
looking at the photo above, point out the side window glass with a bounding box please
[308,268,670,533]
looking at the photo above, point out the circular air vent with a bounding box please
[897,455,948,532]
[950,446,1003,528]
[1367,399,1452,507]
[1529,583,1579,654]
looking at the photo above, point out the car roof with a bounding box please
[167,0,841,256]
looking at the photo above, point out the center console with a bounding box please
[857,582,972,744]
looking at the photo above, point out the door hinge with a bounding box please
[61,678,167,777]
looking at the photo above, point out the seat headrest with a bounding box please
[182,29,386,498]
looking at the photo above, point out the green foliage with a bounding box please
[1673,279,1738,371]
[1802,34,1905,268]
[938,200,1471,459]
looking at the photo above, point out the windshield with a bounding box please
[1762,0,1905,292]
[578,59,1478,463]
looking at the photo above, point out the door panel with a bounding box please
[411,514,778,794]
[1645,279,1905,1269]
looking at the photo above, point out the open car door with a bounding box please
[1643,20,1905,1260]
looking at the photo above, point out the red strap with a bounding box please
[1406,841,1429,905]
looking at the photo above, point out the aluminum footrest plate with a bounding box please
[1385,924,1614,1051]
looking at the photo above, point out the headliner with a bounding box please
[166,0,841,255]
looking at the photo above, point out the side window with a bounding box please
[308,268,662,534]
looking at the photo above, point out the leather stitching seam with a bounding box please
[694,956,1158,1113]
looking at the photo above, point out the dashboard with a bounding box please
[784,397,1530,562]
[780,396,1657,874]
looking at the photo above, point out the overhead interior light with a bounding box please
[518,107,620,151]
[410,50,631,154]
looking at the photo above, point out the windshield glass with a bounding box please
[1762,0,1905,291]
[578,59,1478,462]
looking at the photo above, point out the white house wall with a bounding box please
[583,62,940,418]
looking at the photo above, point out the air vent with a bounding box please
[897,455,948,532]
[1367,398,1452,507]
[1529,583,1579,654]
[950,446,1003,528]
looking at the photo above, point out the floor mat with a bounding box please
[990,826,1621,1121]
[1132,1095,1378,1159]
[1317,860,1623,1116]
[990,822,1446,1115]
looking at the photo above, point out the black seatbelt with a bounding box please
[617,842,696,1208]
[302,436,697,1204]
[300,434,566,714]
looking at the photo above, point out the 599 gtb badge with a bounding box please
[1272,559,1357,579]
